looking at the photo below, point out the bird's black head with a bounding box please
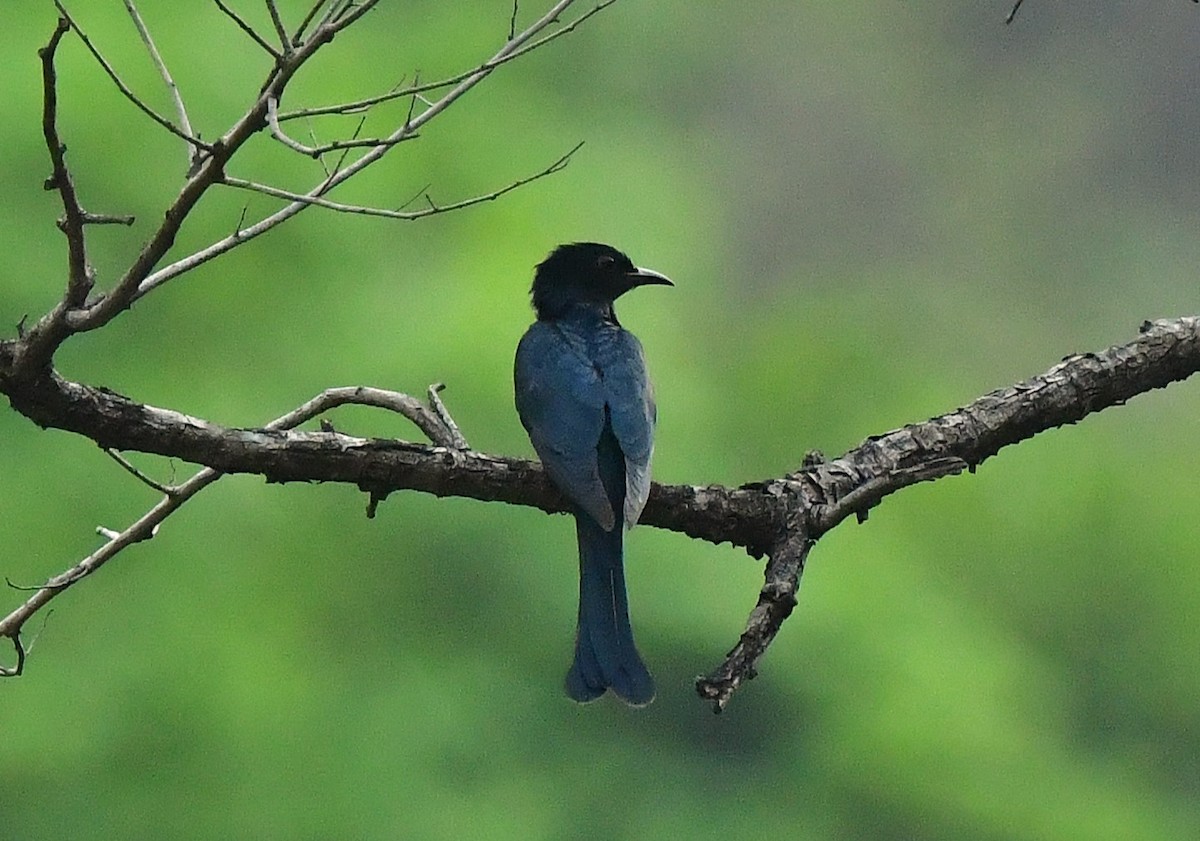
[530,242,673,321]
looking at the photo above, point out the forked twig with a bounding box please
[53,1,210,150]
[123,0,199,171]
[222,141,583,219]
[265,0,292,51]
[278,1,617,123]
[0,384,466,669]
[213,0,282,58]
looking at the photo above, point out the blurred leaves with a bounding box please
[3,1,1200,839]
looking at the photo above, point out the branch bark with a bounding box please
[4,317,1199,704]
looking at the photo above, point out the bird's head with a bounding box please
[530,242,673,321]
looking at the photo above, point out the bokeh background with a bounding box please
[3,1,1200,838]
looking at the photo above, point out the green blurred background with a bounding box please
[3,1,1200,838]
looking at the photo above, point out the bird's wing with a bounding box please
[514,321,615,530]
[598,330,656,528]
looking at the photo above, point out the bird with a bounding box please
[514,242,673,706]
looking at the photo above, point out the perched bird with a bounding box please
[514,242,672,706]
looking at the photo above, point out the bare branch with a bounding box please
[6,318,1200,698]
[42,0,602,325]
[0,464,219,659]
[213,0,282,59]
[265,0,291,52]
[0,383,463,663]
[61,0,551,339]
[688,317,1200,708]
[696,526,811,713]
[292,0,331,44]
[220,141,583,220]
[38,17,90,308]
[104,447,176,495]
[428,383,469,450]
[0,634,26,678]
[266,96,417,157]
[278,1,618,123]
[53,1,210,150]
[123,0,198,172]
[16,18,141,375]
[60,6,368,338]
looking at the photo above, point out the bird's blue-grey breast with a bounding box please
[513,242,672,706]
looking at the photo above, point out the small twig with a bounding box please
[292,0,330,44]
[396,182,433,212]
[428,383,469,450]
[277,0,617,122]
[323,0,379,32]
[123,0,199,172]
[80,211,136,226]
[104,447,176,495]
[509,0,520,40]
[266,96,416,157]
[221,141,583,219]
[213,0,282,58]
[123,0,598,304]
[327,0,364,26]
[54,1,210,150]
[0,634,26,678]
[330,114,368,173]
[0,382,462,666]
[1006,0,1025,23]
[265,0,292,52]
[39,17,90,307]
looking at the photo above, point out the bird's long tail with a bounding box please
[565,510,655,706]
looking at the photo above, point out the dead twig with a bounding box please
[123,0,200,172]
[277,1,617,123]
[213,0,282,58]
[0,383,467,670]
[54,1,210,150]
[220,140,583,219]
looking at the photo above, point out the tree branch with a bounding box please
[46,0,596,337]
[213,0,282,59]
[221,141,583,219]
[38,17,89,309]
[277,1,618,123]
[4,318,1199,701]
[0,383,468,665]
[53,2,210,150]
[123,0,199,172]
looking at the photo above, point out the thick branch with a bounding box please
[5,317,1198,701]
[689,316,1200,708]
[5,318,1198,534]
[0,384,467,666]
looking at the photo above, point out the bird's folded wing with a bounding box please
[514,322,615,530]
[597,331,656,527]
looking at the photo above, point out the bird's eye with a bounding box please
[596,255,616,270]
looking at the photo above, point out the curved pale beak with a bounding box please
[629,266,674,287]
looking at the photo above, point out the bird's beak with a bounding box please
[629,266,674,287]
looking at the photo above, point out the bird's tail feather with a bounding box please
[565,511,655,706]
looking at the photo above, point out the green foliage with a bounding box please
[3,2,1200,838]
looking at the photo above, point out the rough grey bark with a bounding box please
[5,317,1198,707]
